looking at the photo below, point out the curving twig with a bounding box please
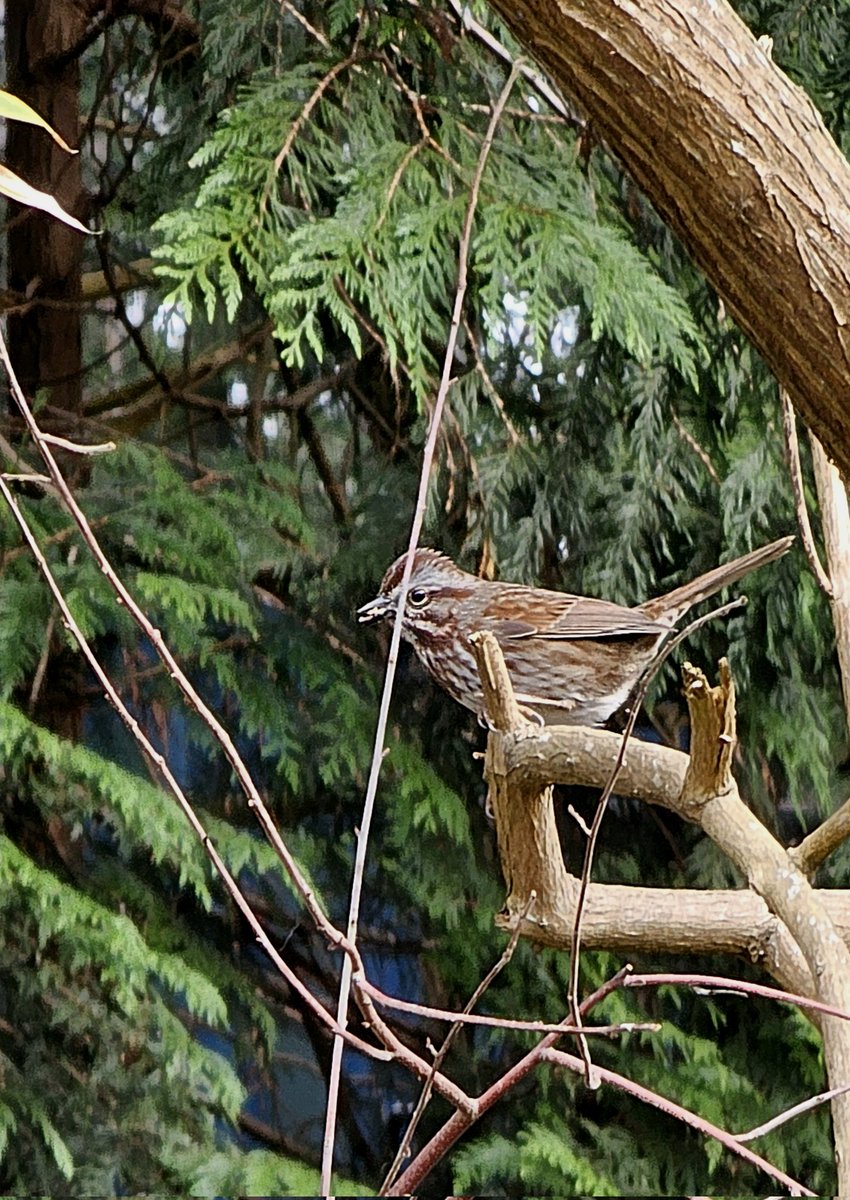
[540,1047,813,1196]
[363,985,658,1036]
[463,315,521,445]
[380,890,537,1193]
[0,474,385,1064]
[0,326,471,1114]
[624,970,850,1023]
[735,1085,850,1144]
[40,431,116,455]
[278,0,330,49]
[387,960,809,1197]
[565,596,746,1087]
[442,0,576,124]
[261,54,362,215]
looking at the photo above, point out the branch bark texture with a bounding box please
[682,661,850,1183]
[484,0,850,479]
[471,632,850,1189]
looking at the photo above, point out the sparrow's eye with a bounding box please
[408,586,429,608]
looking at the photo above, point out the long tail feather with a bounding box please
[640,535,794,624]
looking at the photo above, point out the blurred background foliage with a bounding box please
[0,0,847,1191]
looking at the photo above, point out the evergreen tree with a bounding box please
[1,1,848,1192]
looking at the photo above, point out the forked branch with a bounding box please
[469,631,850,1183]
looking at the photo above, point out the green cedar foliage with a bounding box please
[0,0,847,1193]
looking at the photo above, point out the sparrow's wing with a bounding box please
[482,590,668,642]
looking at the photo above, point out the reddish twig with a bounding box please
[0,327,471,1115]
[380,890,537,1193]
[388,964,635,1195]
[362,983,657,1037]
[540,1047,813,1196]
[0,328,339,946]
[0,475,385,1064]
[625,970,850,1023]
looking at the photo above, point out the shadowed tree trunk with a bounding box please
[5,1,91,421]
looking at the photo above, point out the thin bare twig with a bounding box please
[363,983,659,1036]
[333,275,411,401]
[735,1085,850,1143]
[463,316,520,445]
[320,59,524,1195]
[278,0,330,49]
[2,516,108,566]
[0,328,470,1113]
[96,231,181,410]
[28,604,59,712]
[624,970,850,1024]
[441,0,575,124]
[380,891,536,1193]
[567,596,747,1087]
[0,475,387,1064]
[540,1047,813,1196]
[261,55,361,216]
[374,138,427,234]
[40,431,116,455]
[297,407,349,525]
[461,101,569,123]
[387,966,660,1196]
[781,388,832,596]
[0,329,338,943]
[565,804,592,839]
[0,430,59,498]
[671,410,720,485]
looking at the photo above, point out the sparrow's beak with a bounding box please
[357,594,394,624]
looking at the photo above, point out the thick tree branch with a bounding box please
[470,633,813,995]
[681,661,850,1183]
[784,437,850,881]
[471,631,850,1190]
[484,0,850,481]
[791,795,850,879]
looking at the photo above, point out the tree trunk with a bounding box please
[485,0,850,480]
[5,1,90,420]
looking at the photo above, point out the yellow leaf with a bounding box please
[0,165,90,234]
[0,90,77,153]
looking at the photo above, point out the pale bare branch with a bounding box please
[781,388,831,596]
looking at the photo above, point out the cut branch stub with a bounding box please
[469,628,527,733]
[681,658,737,815]
[470,630,577,928]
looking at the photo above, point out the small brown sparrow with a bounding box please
[358,536,793,725]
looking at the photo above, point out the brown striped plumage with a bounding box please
[358,539,793,726]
